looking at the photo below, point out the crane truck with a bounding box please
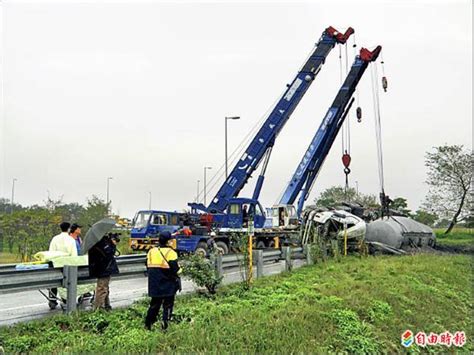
[130,26,355,254]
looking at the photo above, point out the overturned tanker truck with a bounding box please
[299,204,437,255]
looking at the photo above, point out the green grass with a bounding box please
[0,253,472,353]
[0,251,20,264]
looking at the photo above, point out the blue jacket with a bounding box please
[147,247,180,297]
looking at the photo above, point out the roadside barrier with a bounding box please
[0,247,307,314]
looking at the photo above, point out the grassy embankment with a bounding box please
[0,253,472,353]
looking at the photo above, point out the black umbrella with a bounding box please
[81,218,116,255]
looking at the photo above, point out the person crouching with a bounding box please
[145,231,181,330]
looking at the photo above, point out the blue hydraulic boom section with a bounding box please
[279,46,382,216]
[191,26,354,213]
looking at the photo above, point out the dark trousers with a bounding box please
[145,296,175,328]
[49,288,58,304]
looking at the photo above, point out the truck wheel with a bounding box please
[216,241,229,255]
[256,241,266,249]
[195,242,208,257]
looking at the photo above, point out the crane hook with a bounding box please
[342,152,351,169]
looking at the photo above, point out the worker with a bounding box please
[242,205,249,227]
[49,222,76,256]
[145,231,181,330]
[207,231,220,254]
[48,221,75,308]
[69,223,82,255]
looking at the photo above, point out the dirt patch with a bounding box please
[435,244,474,255]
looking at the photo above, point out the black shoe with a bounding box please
[161,321,168,330]
[145,323,152,331]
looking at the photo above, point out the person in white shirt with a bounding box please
[48,221,75,307]
[49,222,77,257]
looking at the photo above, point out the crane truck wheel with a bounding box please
[216,241,229,255]
[195,242,208,257]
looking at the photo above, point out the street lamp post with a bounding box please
[196,180,200,203]
[225,116,240,179]
[148,191,152,210]
[106,177,113,214]
[11,178,17,214]
[203,166,212,206]
[355,181,359,197]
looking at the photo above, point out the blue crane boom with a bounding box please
[192,26,354,213]
[279,46,382,216]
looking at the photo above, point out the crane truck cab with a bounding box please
[130,210,183,250]
[223,198,267,229]
[270,204,299,229]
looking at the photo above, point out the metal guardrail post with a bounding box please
[216,253,223,278]
[304,244,313,265]
[63,265,78,314]
[282,246,292,272]
[253,250,263,278]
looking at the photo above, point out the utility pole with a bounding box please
[225,116,240,179]
[106,177,113,215]
[10,178,17,214]
[203,166,212,206]
[148,191,152,210]
[196,180,200,203]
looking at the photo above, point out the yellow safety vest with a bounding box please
[147,247,178,269]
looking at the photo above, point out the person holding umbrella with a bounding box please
[81,218,119,311]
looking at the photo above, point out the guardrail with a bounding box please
[0,246,308,314]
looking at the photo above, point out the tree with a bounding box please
[0,198,23,215]
[0,195,109,260]
[314,186,379,208]
[77,196,110,234]
[412,209,438,227]
[423,145,473,234]
[54,202,85,223]
[391,197,411,216]
[316,186,356,207]
[0,208,59,261]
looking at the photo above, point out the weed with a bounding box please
[181,253,223,294]
[331,309,380,353]
[368,300,393,323]
[0,253,471,353]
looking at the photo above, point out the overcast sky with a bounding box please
[0,0,472,218]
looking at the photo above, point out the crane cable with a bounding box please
[340,43,351,198]
[370,62,385,195]
[380,52,388,92]
[353,34,362,122]
[344,42,351,155]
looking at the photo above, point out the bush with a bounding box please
[181,254,222,294]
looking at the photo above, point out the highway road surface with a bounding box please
[0,259,304,326]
